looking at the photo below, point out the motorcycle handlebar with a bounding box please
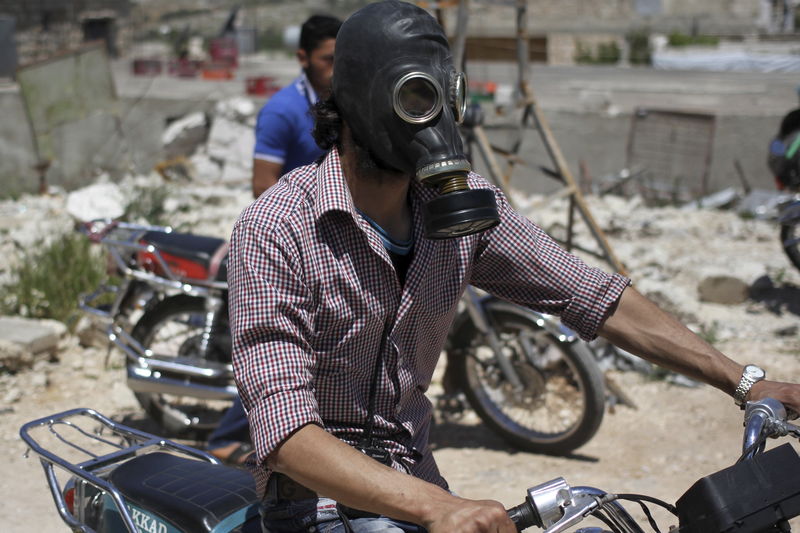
[507,500,540,531]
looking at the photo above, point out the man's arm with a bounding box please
[252,159,283,198]
[600,286,800,414]
[269,424,516,533]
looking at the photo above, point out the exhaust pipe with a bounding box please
[126,367,237,401]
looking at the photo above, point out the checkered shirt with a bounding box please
[228,148,630,497]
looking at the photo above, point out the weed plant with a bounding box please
[0,231,108,328]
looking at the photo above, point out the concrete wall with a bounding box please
[474,110,782,200]
[0,87,216,195]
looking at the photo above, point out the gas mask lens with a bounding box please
[394,72,443,124]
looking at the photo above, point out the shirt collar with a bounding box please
[313,148,358,222]
[312,148,436,230]
[297,71,318,105]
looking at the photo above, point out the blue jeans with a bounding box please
[207,395,250,449]
[260,496,426,533]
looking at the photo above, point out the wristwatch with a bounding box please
[734,364,766,407]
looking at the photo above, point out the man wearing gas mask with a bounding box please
[227,2,800,532]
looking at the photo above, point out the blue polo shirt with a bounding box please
[253,73,324,173]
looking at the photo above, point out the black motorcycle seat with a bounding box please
[141,231,229,282]
[110,452,258,532]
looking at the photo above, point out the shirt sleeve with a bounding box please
[253,101,293,165]
[228,217,322,462]
[470,185,630,341]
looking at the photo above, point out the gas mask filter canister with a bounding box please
[332,0,500,239]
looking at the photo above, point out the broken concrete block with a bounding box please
[697,275,750,305]
[66,182,125,222]
[214,97,257,122]
[0,316,66,355]
[206,117,255,170]
[162,111,209,159]
[0,339,31,372]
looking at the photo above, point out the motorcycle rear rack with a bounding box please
[19,408,219,533]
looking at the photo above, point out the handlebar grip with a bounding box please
[507,501,540,532]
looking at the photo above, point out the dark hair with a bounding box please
[300,14,341,55]
[312,95,343,151]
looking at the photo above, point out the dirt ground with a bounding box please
[1,190,799,531]
[2,333,799,532]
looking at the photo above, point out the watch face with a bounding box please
[744,365,765,380]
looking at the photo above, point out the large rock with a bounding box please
[66,181,126,222]
[697,275,750,304]
[0,316,66,354]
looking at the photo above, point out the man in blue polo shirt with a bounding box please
[252,14,342,198]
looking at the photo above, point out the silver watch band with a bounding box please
[734,365,766,407]
[734,376,756,407]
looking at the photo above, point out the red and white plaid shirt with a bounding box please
[228,148,630,496]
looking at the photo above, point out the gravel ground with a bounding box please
[1,186,799,532]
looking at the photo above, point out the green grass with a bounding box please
[0,231,108,329]
[668,32,720,47]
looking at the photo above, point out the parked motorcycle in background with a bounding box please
[79,218,615,454]
[767,108,800,273]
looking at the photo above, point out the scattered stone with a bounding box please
[206,117,255,167]
[161,111,209,159]
[0,339,31,372]
[214,97,257,122]
[0,316,65,353]
[697,275,750,305]
[65,182,126,222]
[774,324,799,337]
[30,372,48,388]
[2,387,22,403]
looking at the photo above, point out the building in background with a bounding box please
[0,0,132,66]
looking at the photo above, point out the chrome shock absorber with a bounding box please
[198,294,224,358]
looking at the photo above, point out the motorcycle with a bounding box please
[20,398,800,532]
[779,194,800,272]
[768,108,800,273]
[78,218,612,454]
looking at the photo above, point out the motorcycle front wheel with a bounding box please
[781,218,800,272]
[447,300,606,455]
[130,295,233,436]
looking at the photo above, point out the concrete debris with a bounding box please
[0,339,31,373]
[0,316,65,355]
[214,97,258,123]
[681,187,739,211]
[66,182,126,222]
[189,152,224,183]
[697,274,750,305]
[161,111,209,159]
[737,189,795,220]
[206,117,254,184]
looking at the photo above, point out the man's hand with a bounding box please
[425,497,517,533]
[749,380,800,418]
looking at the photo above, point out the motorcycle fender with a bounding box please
[779,201,800,225]
[448,296,578,348]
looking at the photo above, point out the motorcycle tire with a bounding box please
[447,300,606,455]
[130,294,233,436]
[780,218,800,272]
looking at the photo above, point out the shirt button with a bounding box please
[395,404,402,415]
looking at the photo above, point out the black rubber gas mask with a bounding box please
[332,0,499,239]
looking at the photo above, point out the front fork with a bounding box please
[462,286,525,389]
